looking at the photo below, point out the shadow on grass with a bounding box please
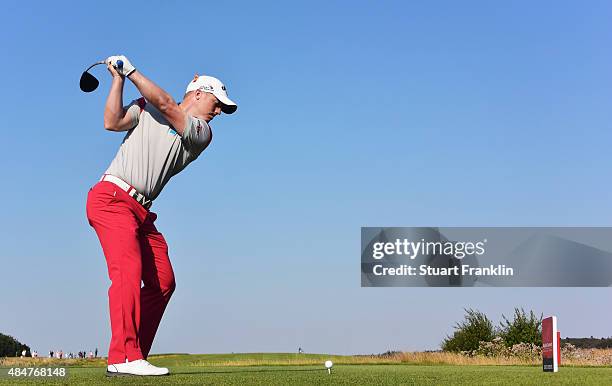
[172,368,327,375]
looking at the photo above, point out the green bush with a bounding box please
[442,309,496,352]
[498,308,542,347]
[0,333,30,357]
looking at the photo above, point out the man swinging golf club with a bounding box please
[86,55,237,376]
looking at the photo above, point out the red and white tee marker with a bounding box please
[542,316,560,372]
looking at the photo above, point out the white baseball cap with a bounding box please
[185,74,237,114]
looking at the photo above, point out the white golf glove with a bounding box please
[106,55,136,77]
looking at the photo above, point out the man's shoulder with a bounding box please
[141,104,172,128]
[189,115,211,132]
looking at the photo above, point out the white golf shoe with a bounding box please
[106,359,169,376]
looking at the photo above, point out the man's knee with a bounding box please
[161,277,176,298]
[142,274,175,298]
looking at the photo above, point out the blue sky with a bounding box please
[1,1,611,356]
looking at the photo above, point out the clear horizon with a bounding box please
[1,1,611,357]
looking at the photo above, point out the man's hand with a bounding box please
[105,55,136,77]
[106,62,123,79]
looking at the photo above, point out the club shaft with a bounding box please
[84,60,106,73]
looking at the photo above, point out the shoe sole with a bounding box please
[106,371,132,377]
[106,371,169,377]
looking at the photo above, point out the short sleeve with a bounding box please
[181,115,212,154]
[124,98,145,129]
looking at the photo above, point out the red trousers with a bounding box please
[86,181,175,365]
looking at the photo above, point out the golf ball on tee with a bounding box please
[325,360,333,369]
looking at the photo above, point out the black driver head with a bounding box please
[79,71,99,92]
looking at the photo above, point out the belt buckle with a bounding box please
[134,192,152,210]
[104,175,152,210]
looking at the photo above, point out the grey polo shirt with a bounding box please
[104,98,212,201]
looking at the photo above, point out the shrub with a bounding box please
[499,308,542,347]
[442,309,496,352]
[474,337,509,357]
[0,333,30,357]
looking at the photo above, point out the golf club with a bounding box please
[79,59,124,92]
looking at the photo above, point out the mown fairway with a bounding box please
[1,353,611,385]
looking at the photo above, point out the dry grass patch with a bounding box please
[0,357,105,367]
[394,349,612,367]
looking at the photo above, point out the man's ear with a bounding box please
[194,89,201,100]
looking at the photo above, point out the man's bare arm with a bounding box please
[127,71,187,136]
[103,65,135,132]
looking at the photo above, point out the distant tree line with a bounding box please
[0,333,30,357]
[562,337,612,349]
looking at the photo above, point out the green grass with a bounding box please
[1,353,611,385]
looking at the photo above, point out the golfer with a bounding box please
[86,55,237,376]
